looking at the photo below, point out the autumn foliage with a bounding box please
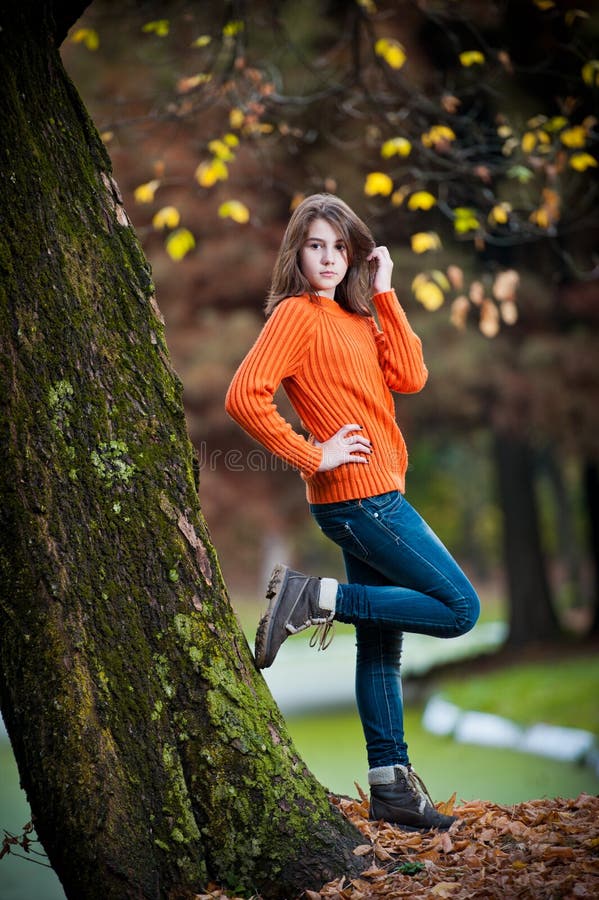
[196,791,599,899]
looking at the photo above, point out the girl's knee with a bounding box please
[455,591,480,636]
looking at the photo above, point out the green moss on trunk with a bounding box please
[0,4,362,899]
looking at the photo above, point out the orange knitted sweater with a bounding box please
[225,290,428,504]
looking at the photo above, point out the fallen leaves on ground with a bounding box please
[192,791,598,899]
[322,788,598,899]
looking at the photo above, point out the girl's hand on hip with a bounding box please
[315,424,372,472]
[367,245,393,295]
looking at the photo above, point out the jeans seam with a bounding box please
[377,626,401,766]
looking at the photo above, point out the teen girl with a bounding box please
[225,193,480,831]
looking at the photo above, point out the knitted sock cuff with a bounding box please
[318,578,338,612]
[368,764,409,785]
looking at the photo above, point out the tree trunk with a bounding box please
[493,430,560,645]
[0,5,361,899]
[583,460,599,635]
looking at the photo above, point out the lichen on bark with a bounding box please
[0,4,362,899]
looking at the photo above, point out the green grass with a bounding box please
[436,655,599,735]
[0,743,65,900]
[286,706,599,806]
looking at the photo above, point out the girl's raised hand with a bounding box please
[315,423,372,472]
[367,245,393,295]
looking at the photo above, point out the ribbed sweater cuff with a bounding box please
[299,443,323,478]
[372,288,399,307]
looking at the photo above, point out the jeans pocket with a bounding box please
[319,520,370,560]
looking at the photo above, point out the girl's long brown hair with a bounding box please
[265,194,376,317]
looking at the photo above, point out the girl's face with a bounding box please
[299,217,349,299]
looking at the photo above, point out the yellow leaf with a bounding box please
[488,202,512,225]
[195,159,229,187]
[453,208,480,233]
[560,126,586,148]
[411,232,441,253]
[152,206,181,230]
[381,137,412,158]
[545,116,568,132]
[166,229,196,261]
[569,152,598,171]
[411,273,429,291]
[533,0,555,8]
[431,270,450,291]
[229,108,245,129]
[208,139,235,162]
[459,50,485,67]
[374,38,407,70]
[407,191,436,210]
[218,200,250,224]
[192,35,212,48]
[142,19,169,37]
[529,207,549,228]
[521,130,538,153]
[421,125,456,149]
[223,133,240,148]
[414,281,445,311]
[582,60,599,87]
[70,28,99,51]
[134,179,160,203]
[223,20,244,37]
[364,172,394,197]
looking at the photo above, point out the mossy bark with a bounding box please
[0,4,362,898]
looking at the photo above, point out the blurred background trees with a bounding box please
[62,0,599,647]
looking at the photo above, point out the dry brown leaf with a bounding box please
[354,782,368,802]
[352,844,372,857]
[436,791,457,816]
[430,882,460,897]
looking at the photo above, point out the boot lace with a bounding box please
[309,620,335,651]
[406,766,434,811]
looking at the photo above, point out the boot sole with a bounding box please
[254,563,289,669]
[369,801,457,832]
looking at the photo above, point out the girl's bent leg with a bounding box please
[315,493,480,638]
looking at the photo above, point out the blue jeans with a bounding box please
[309,491,480,769]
